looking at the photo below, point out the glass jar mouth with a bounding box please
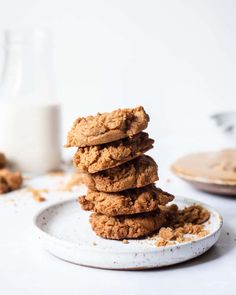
[0,28,56,101]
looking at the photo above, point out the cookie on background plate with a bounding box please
[89,210,166,240]
[79,185,174,216]
[65,106,149,147]
[85,155,158,192]
[73,132,154,173]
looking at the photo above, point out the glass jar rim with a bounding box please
[3,28,52,46]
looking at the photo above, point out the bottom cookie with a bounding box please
[89,211,166,240]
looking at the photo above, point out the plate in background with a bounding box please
[172,150,236,196]
[33,197,222,270]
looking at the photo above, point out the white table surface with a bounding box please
[0,168,236,295]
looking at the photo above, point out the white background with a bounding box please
[0,1,236,294]
[0,0,236,160]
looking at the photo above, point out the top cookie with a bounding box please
[65,106,149,147]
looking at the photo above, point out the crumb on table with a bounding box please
[60,173,87,191]
[27,188,48,202]
[46,170,65,177]
[122,239,129,244]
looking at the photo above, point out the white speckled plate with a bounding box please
[33,197,223,270]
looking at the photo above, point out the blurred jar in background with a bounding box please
[0,29,61,173]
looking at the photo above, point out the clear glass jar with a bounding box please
[0,29,61,173]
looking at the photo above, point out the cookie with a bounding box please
[66,106,149,147]
[79,185,174,216]
[0,177,8,194]
[89,211,166,239]
[0,153,6,168]
[85,155,158,192]
[0,169,23,194]
[73,132,154,173]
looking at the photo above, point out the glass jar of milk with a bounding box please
[0,29,61,173]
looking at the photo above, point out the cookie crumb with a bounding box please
[122,239,129,244]
[159,227,175,240]
[60,173,87,191]
[33,195,46,202]
[197,230,209,238]
[92,242,97,246]
[47,170,65,177]
[27,188,48,202]
[153,204,210,247]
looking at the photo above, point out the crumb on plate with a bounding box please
[153,204,210,247]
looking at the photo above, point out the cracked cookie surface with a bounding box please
[73,132,154,173]
[79,185,174,216]
[90,210,166,239]
[66,106,149,147]
[85,155,158,192]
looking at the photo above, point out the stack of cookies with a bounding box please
[66,106,174,240]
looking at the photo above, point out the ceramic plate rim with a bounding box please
[33,196,223,254]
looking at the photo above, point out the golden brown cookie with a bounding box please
[0,153,6,168]
[79,185,174,216]
[89,210,166,239]
[0,169,23,194]
[73,132,154,173]
[85,155,158,192]
[66,106,149,147]
[0,177,8,194]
